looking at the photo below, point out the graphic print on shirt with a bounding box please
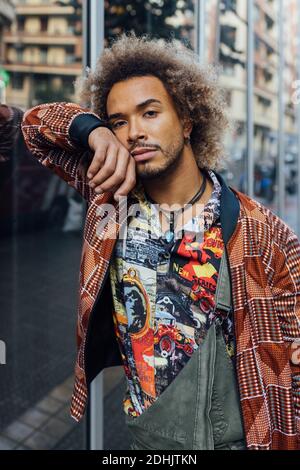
[153,224,225,396]
[110,170,234,418]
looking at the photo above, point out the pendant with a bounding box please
[164,211,175,243]
[165,230,174,243]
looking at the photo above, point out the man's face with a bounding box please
[106,75,189,180]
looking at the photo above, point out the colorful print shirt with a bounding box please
[109,170,235,418]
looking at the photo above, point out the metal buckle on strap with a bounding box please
[214,251,231,320]
[215,305,232,328]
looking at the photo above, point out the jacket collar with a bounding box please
[212,170,240,246]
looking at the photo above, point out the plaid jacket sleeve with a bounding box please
[21,102,102,201]
[271,221,300,438]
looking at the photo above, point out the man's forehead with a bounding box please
[106,76,169,112]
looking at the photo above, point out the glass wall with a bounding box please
[282,1,299,233]
[0,0,86,450]
[0,0,299,453]
[253,0,279,211]
[204,0,299,236]
[100,1,300,450]
[205,0,248,190]
[102,0,198,451]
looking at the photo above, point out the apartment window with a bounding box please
[225,90,232,106]
[17,18,25,32]
[67,21,75,34]
[263,69,273,82]
[254,5,260,23]
[40,47,47,64]
[258,96,272,108]
[266,44,274,57]
[11,73,24,90]
[40,17,48,33]
[222,61,235,77]
[220,0,237,13]
[65,55,75,64]
[220,25,237,50]
[255,35,260,51]
[265,14,274,30]
[254,65,260,85]
[16,49,23,63]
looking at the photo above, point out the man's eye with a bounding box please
[144,111,157,117]
[112,121,125,129]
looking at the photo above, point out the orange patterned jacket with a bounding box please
[20,102,300,450]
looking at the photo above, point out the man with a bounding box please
[19,34,300,450]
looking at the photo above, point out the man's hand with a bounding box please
[87,127,136,201]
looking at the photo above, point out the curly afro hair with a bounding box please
[75,32,231,171]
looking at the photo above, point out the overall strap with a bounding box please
[214,250,231,315]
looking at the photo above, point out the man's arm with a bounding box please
[21,102,136,202]
[271,223,300,441]
[0,104,24,162]
[21,102,106,201]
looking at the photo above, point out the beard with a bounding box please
[136,136,185,181]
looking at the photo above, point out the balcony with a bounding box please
[254,85,278,104]
[16,4,75,16]
[254,25,277,52]
[255,0,276,23]
[0,0,15,24]
[254,51,277,72]
[3,62,82,76]
[4,31,80,46]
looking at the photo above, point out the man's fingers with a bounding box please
[87,147,107,179]
[89,146,118,187]
[114,157,136,200]
[95,148,130,192]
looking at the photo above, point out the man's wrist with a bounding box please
[69,113,110,148]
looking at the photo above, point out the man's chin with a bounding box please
[137,162,177,181]
[137,169,163,181]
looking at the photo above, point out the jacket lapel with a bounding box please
[213,170,240,245]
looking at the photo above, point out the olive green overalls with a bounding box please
[124,250,247,450]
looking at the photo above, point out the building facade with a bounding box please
[3,0,82,108]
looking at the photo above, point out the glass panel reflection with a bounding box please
[105,0,196,48]
[0,0,86,450]
[205,0,248,189]
[102,0,197,451]
[253,0,279,211]
[283,0,298,233]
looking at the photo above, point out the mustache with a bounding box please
[130,143,161,153]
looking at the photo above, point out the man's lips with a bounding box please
[131,149,158,162]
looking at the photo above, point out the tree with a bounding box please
[105,0,195,48]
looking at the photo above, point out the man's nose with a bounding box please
[127,120,146,144]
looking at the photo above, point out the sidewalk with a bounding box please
[0,366,130,450]
[0,230,130,450]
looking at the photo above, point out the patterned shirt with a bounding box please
[110,170,235,418]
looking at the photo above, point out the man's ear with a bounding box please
[182,117,193,139]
